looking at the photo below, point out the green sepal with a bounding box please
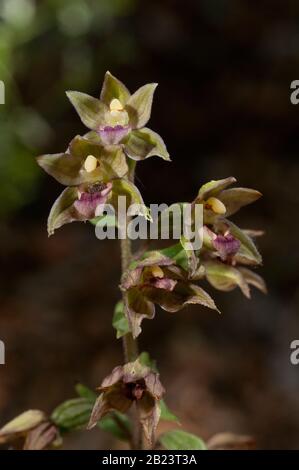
[66,91,107,130]
[100,71,131,107]
[218,187,262,216]
[124,128,170,161]
[47,187,78,236]
[125,83,157,128]
[197,177,236,201]
[204,260,250,298]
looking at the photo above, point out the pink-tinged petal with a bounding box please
[151,277,177,291]
[74,182,112,218]
[98,125,129,145]
[212,234,240,260]
[99,365,124,390]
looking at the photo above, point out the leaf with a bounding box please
[124,128,170,161]
[218,187,262,216]
[51,398,93,431]
[126,83,158,128]
[205,260,250,298]
[75,383,97,401]
[100,71,131,106]
[159,430,206,450]
[66,91,107,130]
[112,301,131,338]
[98,411,132,441]
[159,400,179,423]
[197,177,236,201]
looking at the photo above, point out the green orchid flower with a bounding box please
[37,135,147,235]
[194,176,262,224]
[66,71,170,162]
[88,358,165,445]
[200,225,267,298]
[121,251,218,339]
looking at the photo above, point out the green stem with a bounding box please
[120,236,138,363]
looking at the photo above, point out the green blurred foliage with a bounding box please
[0,0,138,217]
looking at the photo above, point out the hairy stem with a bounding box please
[120,236,138,363]
[120,160,144,449]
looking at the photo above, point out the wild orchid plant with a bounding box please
[0,73,266,451]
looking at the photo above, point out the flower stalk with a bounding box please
[120,160,143,449]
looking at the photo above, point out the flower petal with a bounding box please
[204,260,250,298]
[100,366,124,390]
[100,71,131,106]
[66,91,108,130]
[99,125,129,145]
[47,187,78,236]
[238,268,267,294]
[218,188,262,216]
[144,282,219,313]
[24,423,59,450]
[124,288,155,339]
[124,128,170,161]
[0,410,46,444]
[125,83,157,128]
[212,234,240,260]
[74,183,112,218]
[151,277,177,291]
[110,179,150,220]
[218,219,262,265]
[138,395,161,445]
[47,183,112,236]
[197,177,236,202]
[144,372,165,400]
[37,136,128,186]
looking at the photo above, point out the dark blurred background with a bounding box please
[1,0,299,449]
